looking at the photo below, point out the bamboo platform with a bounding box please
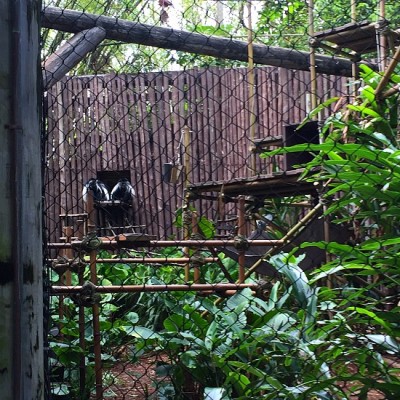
[313,20,400,55]
[187,168,318,201]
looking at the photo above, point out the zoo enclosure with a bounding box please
[45,66,349,244]
[41,1,400,399]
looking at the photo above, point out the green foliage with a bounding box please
[260,63,400,398]
[131,255,355,399]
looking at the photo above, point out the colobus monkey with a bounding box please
[111,178,135,203]
[82,178,110,202]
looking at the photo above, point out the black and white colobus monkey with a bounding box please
[111,178,135,203]
[82,178,110,202]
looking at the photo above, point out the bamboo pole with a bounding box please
[237,196,246,283]
[192,211,201,283]
[90,249,103,400]
[247,0,257,173]
[48,238,285,249]
[86,193,103,399]
[51,283,258,295]
[375,44,400,99]
[350,0,359,90]
[243,202,323,279]
[308,0,318,114]
[378,0,387,71]
[183,126,191,282]
[78,269,86,394]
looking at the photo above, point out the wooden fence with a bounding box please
[44,66,349,243]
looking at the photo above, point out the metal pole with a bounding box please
[51,283,259,295]
[237,196,246,283]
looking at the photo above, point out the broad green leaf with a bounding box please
[181,350,199,368]
[347,307,392,331]
[131,326,161,340]
[365,334,400,353]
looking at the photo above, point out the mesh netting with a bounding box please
[42,1,400,399]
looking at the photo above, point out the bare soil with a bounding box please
[104,355,399,399]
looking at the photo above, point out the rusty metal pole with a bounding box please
[192,211,201,283]
[90,249,103,400]
[237,196,246,283]
[183,126,191,282]
[86,193,103,399]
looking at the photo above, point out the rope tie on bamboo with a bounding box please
[190,250,206,268]
[51,256,87,274]
[233,234,249,251]
[255,279,272,299]
[69,258,87,273]
[51,255,69,275]
[70,281,101,307]
[182,208,193,227]
[74,232,102,252]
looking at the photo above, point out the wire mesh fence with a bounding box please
[42,1,400,399]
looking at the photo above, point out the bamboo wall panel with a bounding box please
[45,66,349,244]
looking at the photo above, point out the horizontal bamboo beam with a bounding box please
[41,6,367,77]
[51,257,219,264]
[47,239,285,249]
[51,283,258,294]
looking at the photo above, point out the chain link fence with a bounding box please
[42,1,400,399]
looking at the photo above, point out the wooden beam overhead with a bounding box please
[41,6,373,77]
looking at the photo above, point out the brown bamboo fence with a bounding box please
[44,66,349,244]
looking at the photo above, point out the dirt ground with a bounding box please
[104,355,398,399]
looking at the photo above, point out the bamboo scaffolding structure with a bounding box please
[51,283,258,295]
[205,202,325,314]
[244,202,323,279]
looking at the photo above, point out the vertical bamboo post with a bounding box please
[183,126,191,282]
[63,226,73,286]
[76,219,86,395]
[90,249,102,400]
[247,0,257,173]
[237,197,246,283]
[78,272,86,394]
[192,211,201,283]
[378,0,387,71]
[86,193,103,399]
[350,0,359,90]
[308,0,318,114]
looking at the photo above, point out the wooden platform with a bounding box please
[187,168,318,201]
[314,20,400,55]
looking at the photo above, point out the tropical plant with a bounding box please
[130,253,369,399]
[260,63,400,397]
